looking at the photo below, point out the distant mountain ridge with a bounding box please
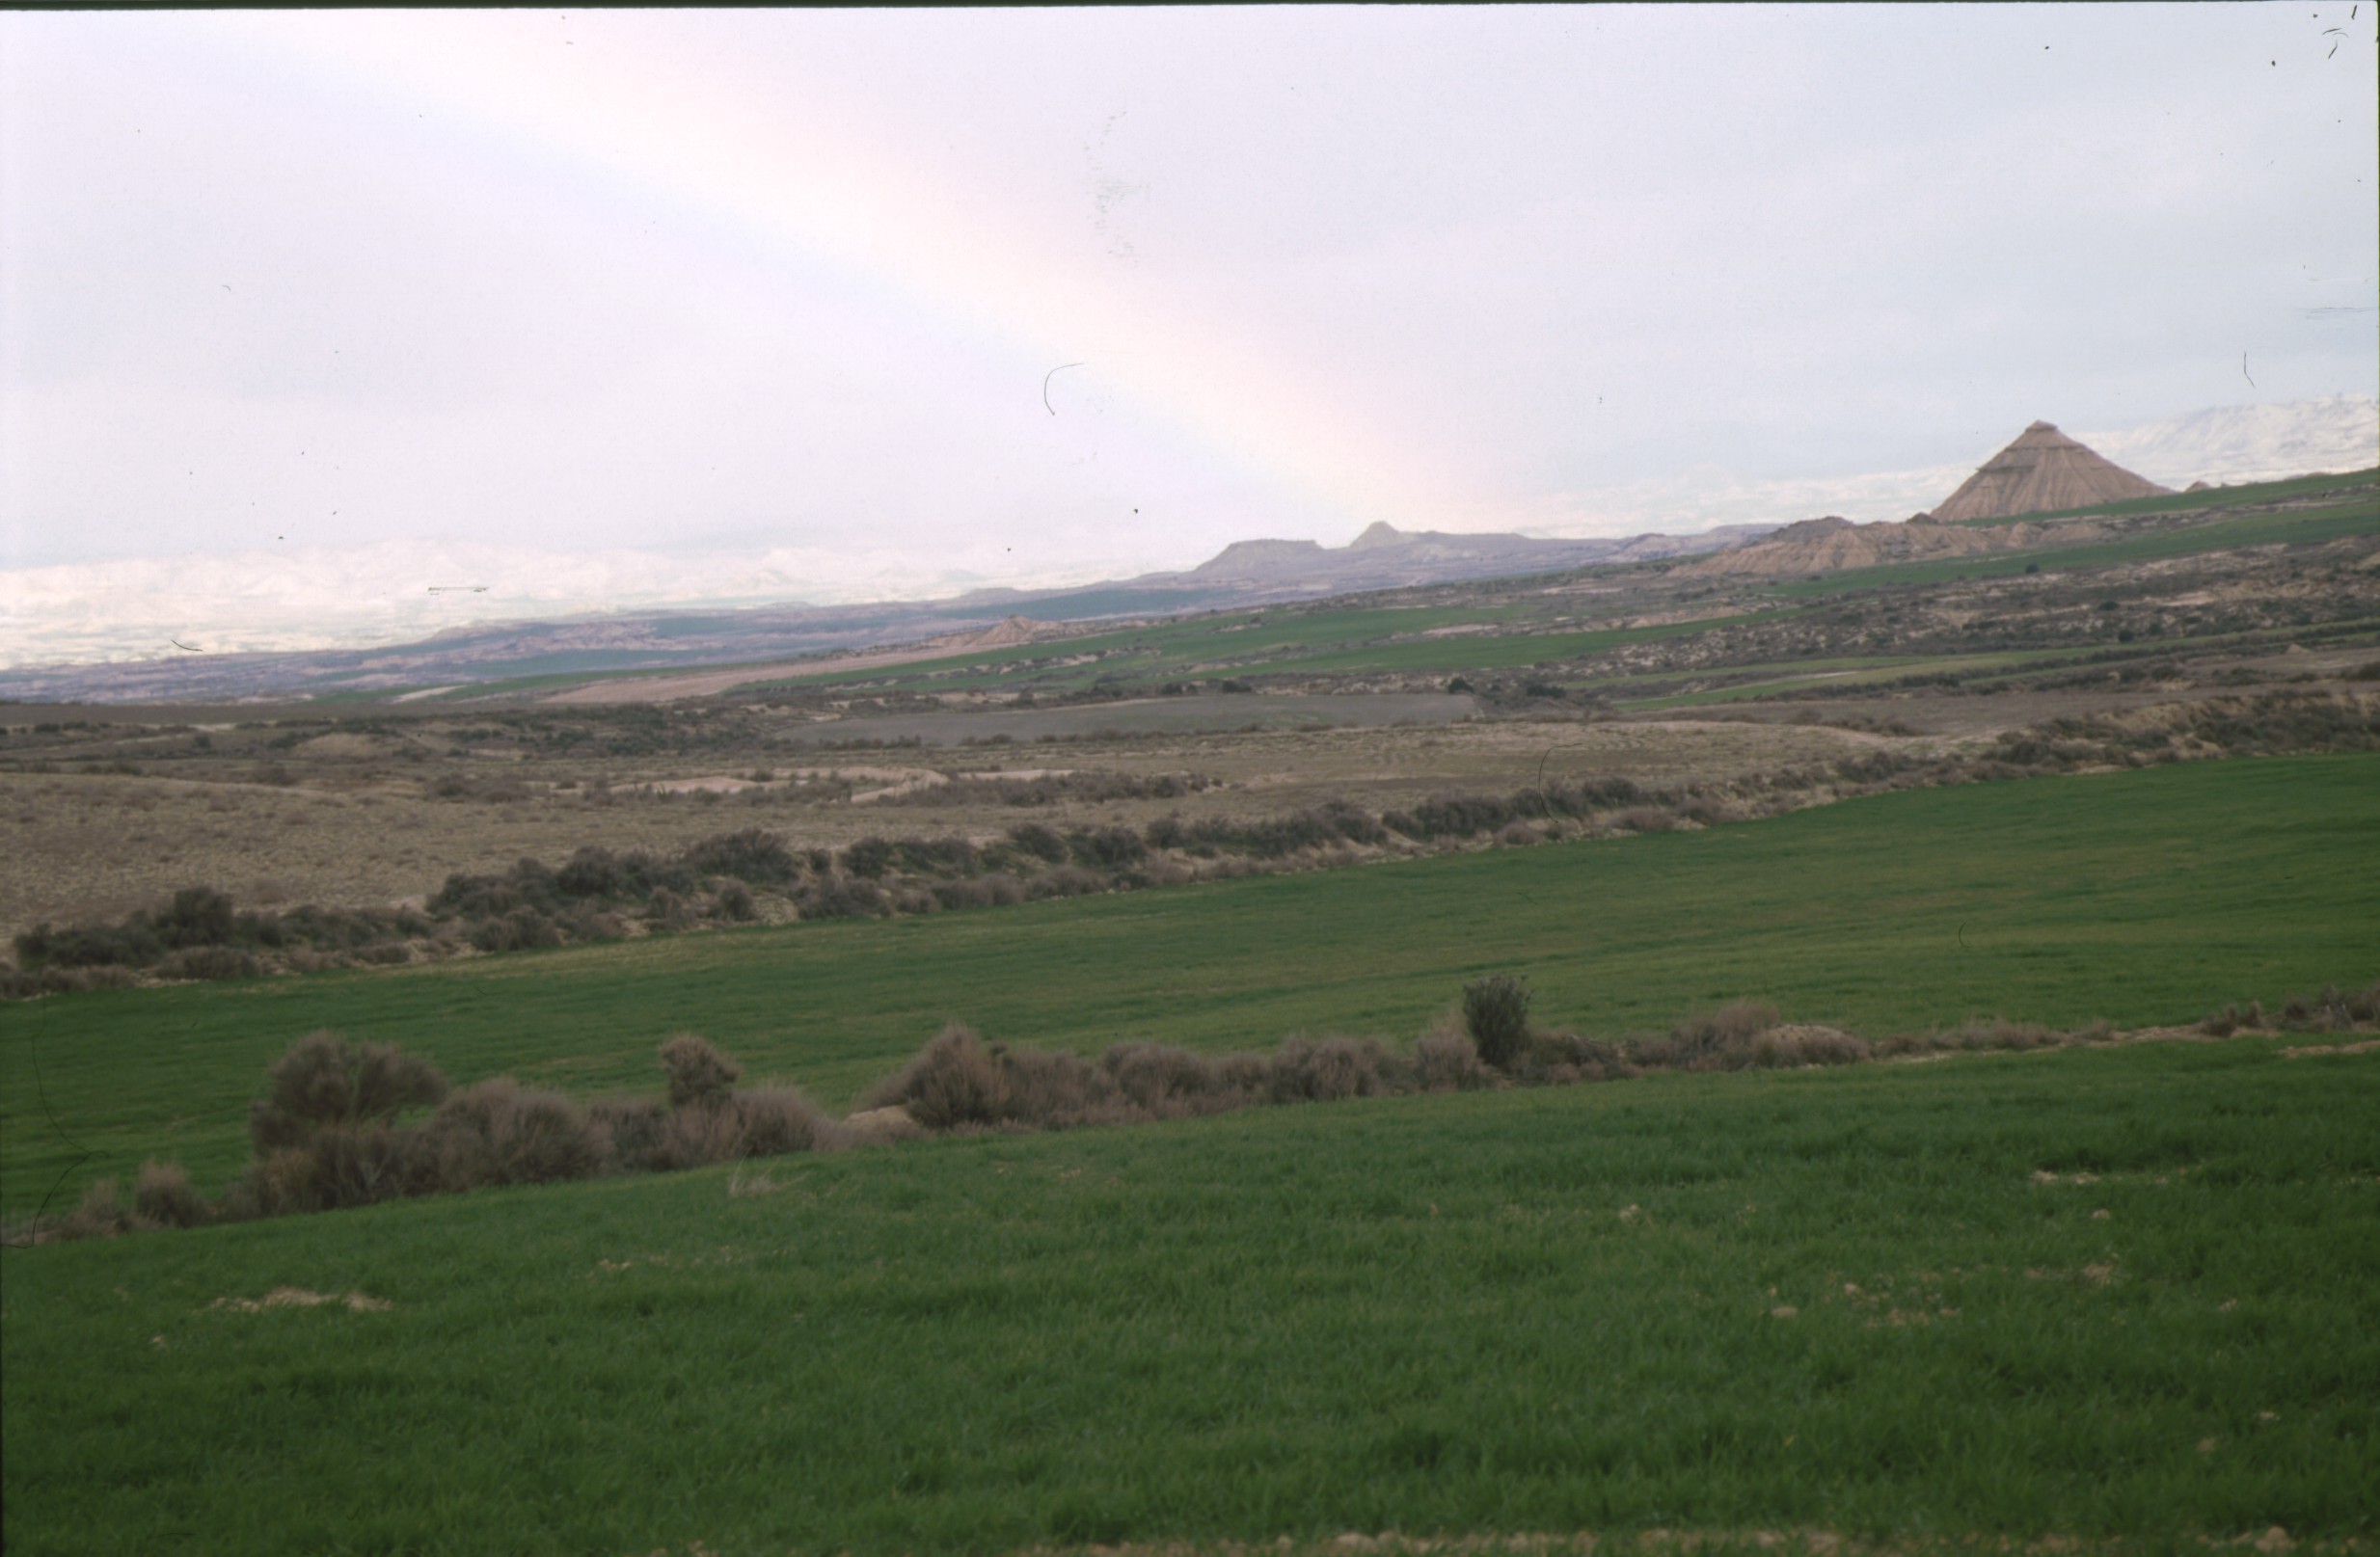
[9,393,2366,702]
[1176,520,1776,589]
[0,519,1775,704]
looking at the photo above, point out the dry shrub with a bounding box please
[660,1034,741,1109]
[133,1159,209,1228]
[932,877,998,911]
[417,1079,610,1191]
[1613,805,1677,834]
[289,1123,415,1209]
[1142,858,1198,888]
[732,1087,847,1157]
[865,1026,1270,1133]
[1523,1029,1635,1084]
[236,1148,328,1218]
[156,946,262,982]
[1026,864,1108,900]
[1267,1036,1393,1103]
[798,873,889,920]
[1633,1002,1783,1070]
[1740,1024,1872,1069]
[250,1032,448,1152]
[864,1024,1011,1130]
[844,1105,927,1143]
[1413,1028,1488,1091]
[1894,1018,2065,1054]
[588,1095,670,1171]
[648,1099,749,1169]
[1495,821,1542,846]
[2275,984,2377,1031]
[2350,982,2380,1024]
[1095,1042,1266,1119]
[60,1178,132,1240]
[997,1045,1121,1127]
[2200,1002,2264,1037]
[1102,1042,1227,1113]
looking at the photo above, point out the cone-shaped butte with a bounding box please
[1927,420,2172,522]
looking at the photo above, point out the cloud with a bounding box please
[3,7,2372,629]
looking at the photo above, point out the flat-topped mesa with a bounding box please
[1928,420,2172,523]
[1187,538,1329,577]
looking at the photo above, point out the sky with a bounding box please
[2,5,2375,663]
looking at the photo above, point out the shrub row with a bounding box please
[12,889,432,980]
[28,976,2380,1244]
[2202,982,2380,1036]
[13,691,2373,1001]
[41,1032,848,1236]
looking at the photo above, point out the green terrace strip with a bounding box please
[1200,612,1792,681]
[732,605,1511,691]
[1610,631,2353,710]
[4,752,2375,1222]
[729,603,1737,696]
[4,1034,2375,1554]
[1766,497,2380,599]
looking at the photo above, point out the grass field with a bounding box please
[4,1032,2374,1554]
[5,753,2378,1554]
[6,752,2374,1224]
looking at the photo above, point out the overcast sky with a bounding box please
[3,5,2374,653]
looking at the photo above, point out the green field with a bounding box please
[5,754,2378,1553]
[6,754,2374,1224]
[4,1032,2375,1554]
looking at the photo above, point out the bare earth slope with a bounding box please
[1674,512,2109,577]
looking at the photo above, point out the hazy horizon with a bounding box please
[4,5,2375,665]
